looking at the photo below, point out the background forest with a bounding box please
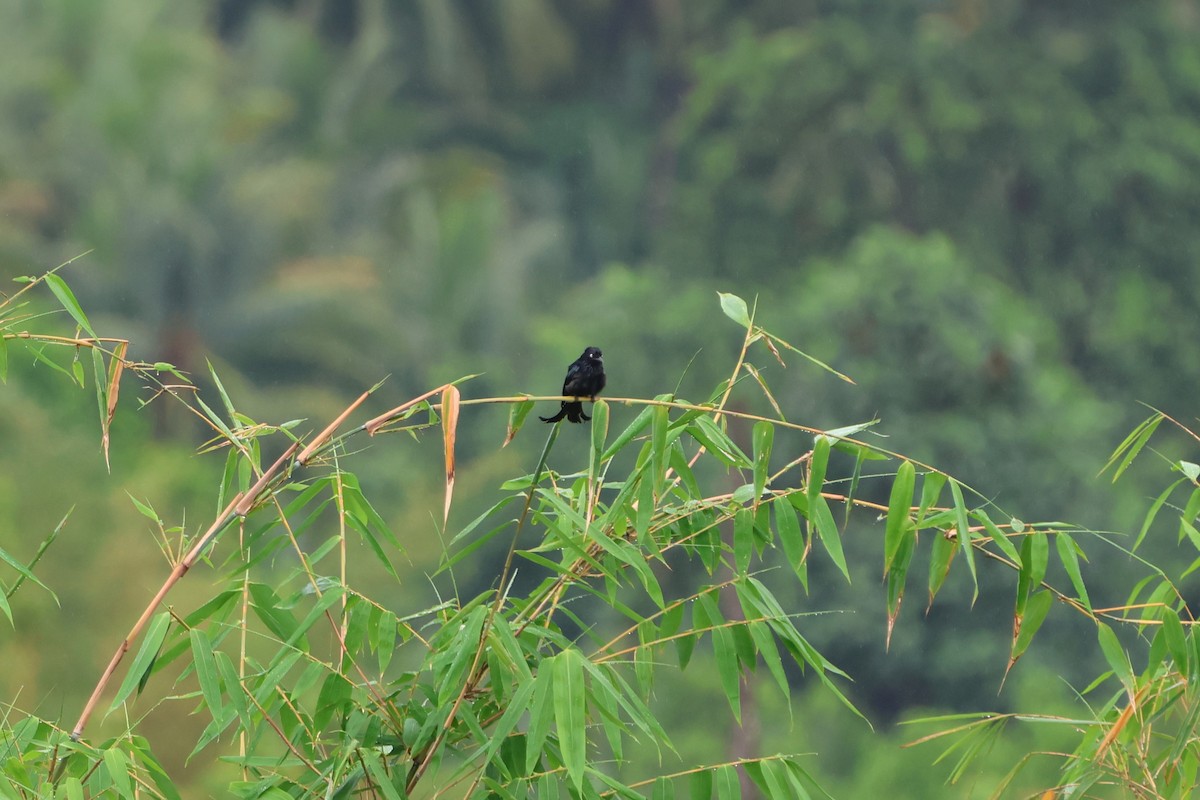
[3,0,1200,797]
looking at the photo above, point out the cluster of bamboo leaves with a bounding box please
[4,275,1200,798]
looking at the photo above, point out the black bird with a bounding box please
[540,346,606,423]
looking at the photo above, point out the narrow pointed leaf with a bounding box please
[717,292,751,328]
[44,273,96,337]
[884,461,916,575]
[503,396,535,446]
[1097,624,1134,691]
[442,384,460,526]
[553,650,587,791]
[948,480,978,601]
[1010,589,1053,663]
[927,528,956,609]
[752,420,774,503]
[109,612,171,712]
[1101,413,1162,482]
[1055,533,1091,610]
[775,497,807,584]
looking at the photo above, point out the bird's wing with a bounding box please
[562,362,583,394]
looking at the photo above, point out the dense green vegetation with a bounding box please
[3,0,1200,796]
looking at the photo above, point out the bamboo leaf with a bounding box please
[886,522,915,650]
[1135,478,1184,551]
[603,405,655,461]
[717,292,751,328]
[715,765,740,800]
[503,395,535,447]
[752,420,774,503]
[734,508,753,574]
[442,384,460,526]
[1055,533,1091,611]
[807,436,830,507]
[189,629,224,721]
[918,471,947,524]
[1010,589,1053,665]
[1097,623,1134,691]
[591,398,610,473]
[689,416,751,467]
[525,669,555,774]
[44,273,96,337]
[927,529,956,609]
[811,495,849,582]
[948,480,978,602]
[109,612,171,712]
[1162,612,1187,674]
[885,461,916,575]
[973,509,1021,563]
[774,497,808,587]
[1025,531,1049,588]
[1101,413,1162,482]
[102,747,134,798]
[553,650,587,792]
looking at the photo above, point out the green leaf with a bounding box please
[1021,531,1049,590]
[1055,533,1091,611]
[362,750,406,800]
[0,542,52,595]
[1011,590,1053,661]
[189,629,225,721]
[917,471,947,524]
[603,405,655,464]
[44,273,96,337]
[886,523,915,647]
[1162,612,1188,674]
[676,631,697,671]
[691,767,713,800]
[774,497,808,587]
[734,508,754,574]
[1097,624,1134,691]
[472,670,538,779]
[247,583,301,644]
[591,399,610,463]
[749,620,790,702]
[1101,413,1162,482]
[948,480,978,602]
[810,495,849,582]
[752,420,774,502]
[927,529,956,607]
[807,436,830,505]
[697,593,741,723]
[103,747,134,798]
[717,292,750,328]
[525,669,555,774]
[973,509,1021,563]
[109,612,171,712]
[553,650,587,792]
[126,493,162,524]
[689,416,751,467]
[1135,478,1184,551]
[884,461,916,575]
[284,585,346,650]
[715,765,740,800]
[503,396,536,446]
[651,405,670,492]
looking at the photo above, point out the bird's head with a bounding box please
[582,346,603,363]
